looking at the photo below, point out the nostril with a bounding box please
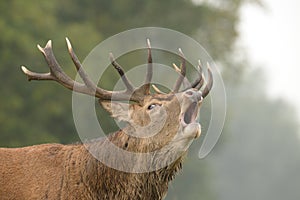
[185,91,193,96]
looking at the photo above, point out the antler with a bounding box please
[172,48,186,92]
[21,38,154,103]
[199,62,213,98]
[172,48,213,98]
[142,38,153,94]
[179,61,213,98]
[22,38,212,102]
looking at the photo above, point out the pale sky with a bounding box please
[239,0,300,120]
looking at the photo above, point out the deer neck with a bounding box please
[80,129,185,199]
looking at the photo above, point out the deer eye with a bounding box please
[147,103,159,110]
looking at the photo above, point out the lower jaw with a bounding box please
[182,122,201,139]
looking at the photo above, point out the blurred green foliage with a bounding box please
[2,0,300,200]
[0,1,244,199]
[0,0,243,147]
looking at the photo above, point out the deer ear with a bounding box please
[100,101,132,122]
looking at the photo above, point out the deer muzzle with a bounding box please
[180,89,203,139]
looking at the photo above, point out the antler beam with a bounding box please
[21,38,156,103]
[22,38,213,102]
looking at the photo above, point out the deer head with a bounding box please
[21,38,213,171]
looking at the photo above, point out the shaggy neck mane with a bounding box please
[66,129,185,200]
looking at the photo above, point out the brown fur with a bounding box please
[5,38,212,199]
[0,94,190,200]
[0,134,183,199]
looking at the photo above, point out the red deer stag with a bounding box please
[0,38,212,200]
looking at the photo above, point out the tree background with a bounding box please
[1,0,299,199]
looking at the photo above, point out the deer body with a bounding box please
[0,38,213,199]
[1,144,71,199]
[0,131,182,200]
[0,143,172,200]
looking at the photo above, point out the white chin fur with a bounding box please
[183,122,201,139]
[171,123,201,151]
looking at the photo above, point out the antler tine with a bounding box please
[22,40,95,95]
[143,38,153,94]
[67,38,144,101]
[181,59,204,91]
[152,84,165,94]
[194,60,204,88]
[22,39,145,102]
[194,73,205,90]
[172,63,181,73]
[173,48,186,92]
[109,53,135,93]
[200,62,213,98]
[191,60,204,90]
[66,38,97,92]
[66,38,121,99]
[21,66,54,81]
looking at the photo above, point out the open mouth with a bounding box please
[183,102,198,125]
